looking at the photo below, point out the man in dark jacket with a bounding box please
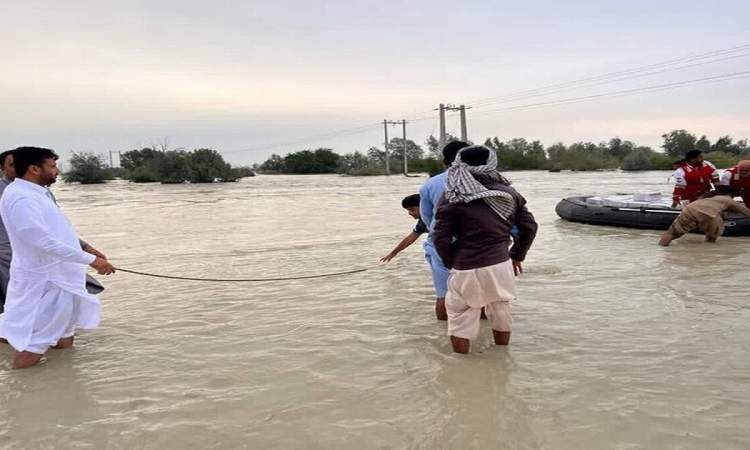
[433,145,538,354]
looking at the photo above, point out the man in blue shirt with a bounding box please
[380,194,428,263]
[418,141,469,320]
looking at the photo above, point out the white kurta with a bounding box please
[0,179,100,353]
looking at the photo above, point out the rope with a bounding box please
[114,265,376,283]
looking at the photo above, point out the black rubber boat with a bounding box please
[556,196,750,236]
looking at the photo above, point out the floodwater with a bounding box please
[1,171,749,450]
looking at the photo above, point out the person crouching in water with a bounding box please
[659,185,750,246]
[380,194,427,263]
[433,146,538,354]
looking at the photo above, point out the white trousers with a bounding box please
[1,288,80,354]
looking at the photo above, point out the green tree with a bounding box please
[737,139,749,156]
[484,137,506,152]
[546,142,567,171]
[188,148,233,183]
[366,147,386,167]
[545,141,619,171]
[338,151,381,175]
[710,136,748,155]
[525,141,548,169]
[283,151,316,173]
[312,148,340,172]
[712,136,733,153]
[704,151,739,168]
[661,130,697,158]
[621,148,651,171]
[64,152,112,184]
[425,133,462,159]
[696,135,712,153]
[486,137,549,170]
[258,154,285,173]
[121,147,246,183]
[646,151,673,170]
[338,151,368,171]
[158,150,191,184]
[606,138,636,160]
[282,148,340,174]
[388,138,424,173]
[121,148,163,182]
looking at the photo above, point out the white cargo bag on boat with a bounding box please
[633,192,662,202]
[602,197,629,208]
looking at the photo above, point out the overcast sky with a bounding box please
[2,1,749,165]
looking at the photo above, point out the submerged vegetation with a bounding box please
[63,152,115,184]
[257,129,750,175]
[64,129,750,184]
[64,147,255,184]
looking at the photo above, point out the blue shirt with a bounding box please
[419,172,448,241]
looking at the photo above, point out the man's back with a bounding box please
[685,195,747,218]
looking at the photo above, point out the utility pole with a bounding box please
[382,120,390,175]
[459,105,468,142]
[401,119,408,176]
[383,119,405,175]
[436,103,471,148]
[438,103,446,150]
[108,150,121,168]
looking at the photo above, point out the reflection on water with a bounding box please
[1,171,749,449]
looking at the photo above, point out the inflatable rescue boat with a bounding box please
[555,193,750,236]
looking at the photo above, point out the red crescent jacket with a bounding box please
[719,165,750,207]
[672,161,718,204]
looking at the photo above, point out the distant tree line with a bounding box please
[64,129,750,184]
[64,148,255,184]
[256,129,750,175]
[256,140,443,176]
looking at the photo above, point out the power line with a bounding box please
[471,51,750,109]
[221,42,750,158]
[470,69,750,117]
[468,43,750,108]
[403,43,750,122]
[222,123,380,155]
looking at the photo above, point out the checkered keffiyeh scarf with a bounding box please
[445,146,516,221]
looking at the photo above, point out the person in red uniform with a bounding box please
[671,150,718,207]
[719,160,750,207]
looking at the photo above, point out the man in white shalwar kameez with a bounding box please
[0,149,106,316]
[0,147,115,369]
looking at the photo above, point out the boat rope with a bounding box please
[114,265,377,283]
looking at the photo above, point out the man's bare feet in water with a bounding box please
[450,336,470,354]
[435,298,447,321]
[13,351,44,369]
[493,330,511,346]
[52,336,75,349]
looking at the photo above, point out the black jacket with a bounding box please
[433,178,538,270]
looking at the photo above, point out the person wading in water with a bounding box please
[433,145,537,354]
